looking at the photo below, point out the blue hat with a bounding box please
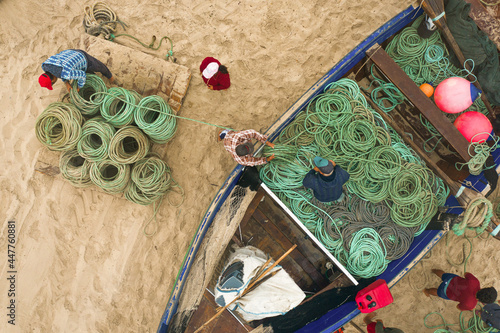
[313,156,334,174]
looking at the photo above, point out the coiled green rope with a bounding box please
[108,125,150,164]
[455,134,500,176]
[452,197,493,236]
[35,102,84,151]
[346,228,389,278]
[100,87,141,127]
[259,78,448,277]
[89,159,131,194]
[77,116,116,162]
[59,148,92,188]
[135,95,177,144]
[125,154,173,205]
[70,74,107,116]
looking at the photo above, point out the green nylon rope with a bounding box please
[108,125,151,164]
[125,154,174,205]
[452,197,493,237]
[92,91,234,131]
[70,74,107,116]
[89,159,131,194]
[77,116,116,162]
[100,87,141,127]
[424,310,499,333]
[135,95,177,144]
[455,134,500,176]
[35,102,84,151]
[259,78,448,278]
[59,148,92,188]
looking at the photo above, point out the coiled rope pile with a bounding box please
[83,2,175,61]
[367,14,493,174]
[260,78,449,278]
[35,74,181,210]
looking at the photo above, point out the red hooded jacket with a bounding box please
[200,57,231,90]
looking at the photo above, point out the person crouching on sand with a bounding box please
[218,129,274,166]
[423,269,497,311]
[39,49,114,92]
[200,57,230,90]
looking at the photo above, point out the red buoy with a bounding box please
[454,111,492,143]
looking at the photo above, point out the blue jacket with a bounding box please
[302,165,350,202]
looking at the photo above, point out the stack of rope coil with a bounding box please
[35,74,180,206]
[260,78,448,278]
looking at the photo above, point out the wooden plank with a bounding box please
[259,195,326,270]
[184,293,221,333]
[238,187,266,230]
[185,290,249,333]
[392,103,459,164]
[359,88,463,196]
[366,43,473,162]
[463,0,500,51]
[241,216,313,290]
[81,35,191,113]
[362,67,460,163]
[253,207,329,290]
[422,0,496,119]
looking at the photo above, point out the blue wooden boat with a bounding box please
[157,4,500,332]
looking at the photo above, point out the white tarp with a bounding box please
[214,246,306,321]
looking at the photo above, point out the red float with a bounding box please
[454,111,492,143]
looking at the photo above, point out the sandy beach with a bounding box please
[1,0,499,332]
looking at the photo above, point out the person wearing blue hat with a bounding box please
[302,156,350,203]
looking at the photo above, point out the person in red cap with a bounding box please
[218,129,274,166]
[199,57,230,90]
[39,49,114,91]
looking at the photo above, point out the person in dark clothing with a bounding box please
[199,57,230,90]
[39,49,114,92]
[302,156,350,203]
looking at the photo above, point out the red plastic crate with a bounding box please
[355,279,393,313]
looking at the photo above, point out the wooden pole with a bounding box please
[421,0,496,120]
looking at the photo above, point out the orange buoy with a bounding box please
[454,111,492,143]
[419,83,434,97]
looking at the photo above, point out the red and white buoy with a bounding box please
[434,77,481,114]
